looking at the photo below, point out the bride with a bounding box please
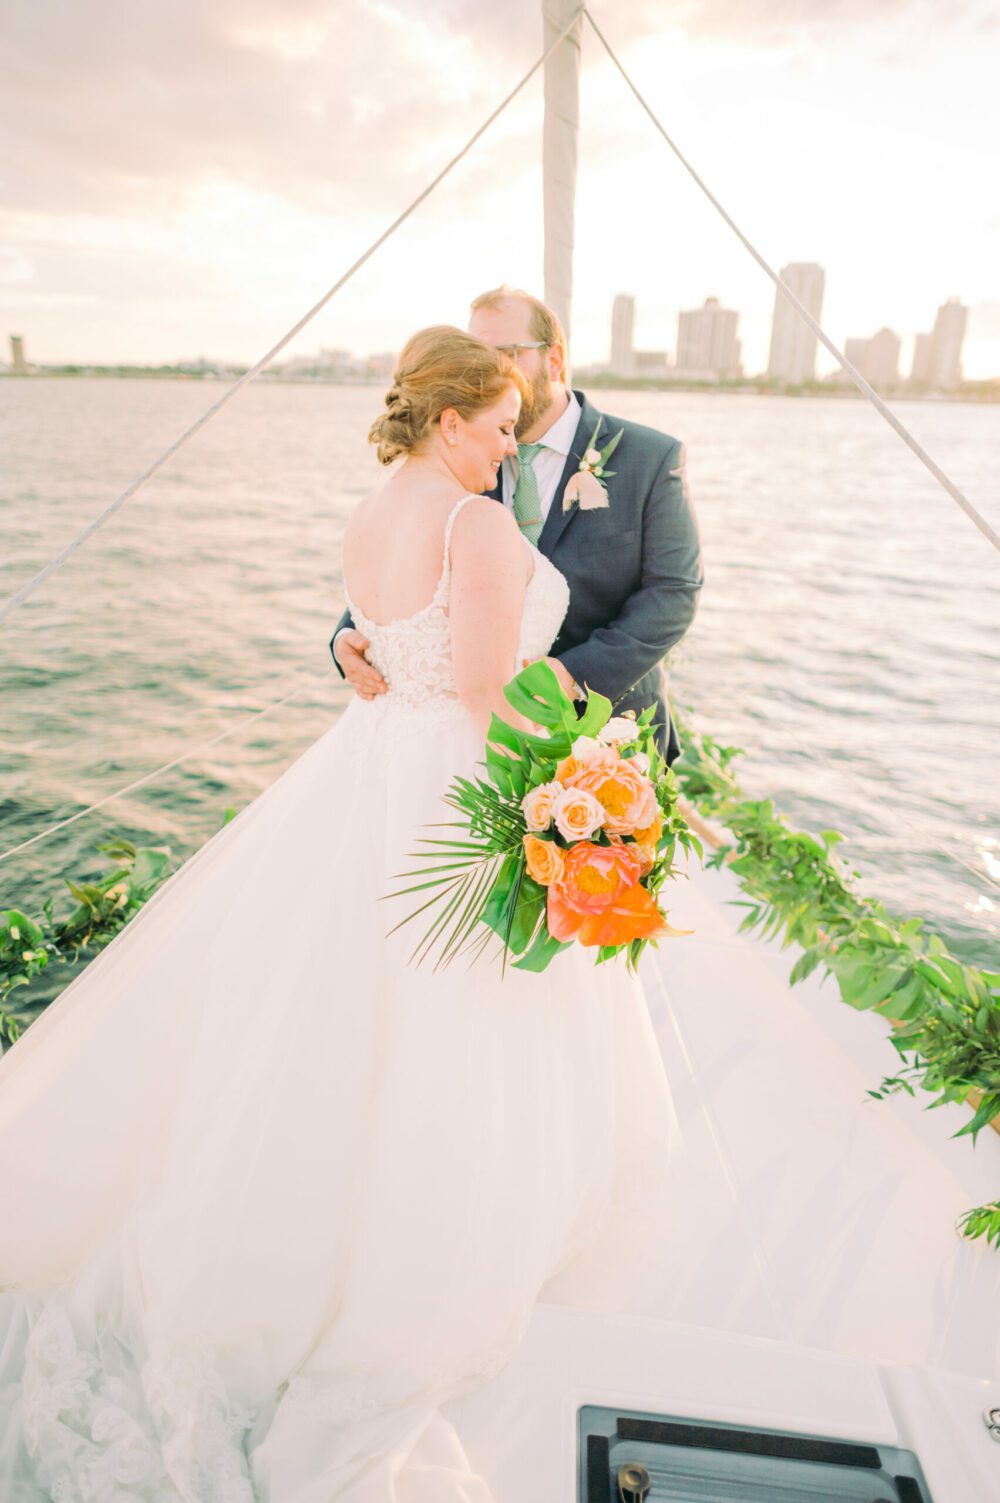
[0,327,676,1501]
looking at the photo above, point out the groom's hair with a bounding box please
[470,286,567,377]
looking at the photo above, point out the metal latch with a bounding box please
[617,1462,652,1501]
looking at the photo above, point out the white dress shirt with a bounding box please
[501,390,581,522]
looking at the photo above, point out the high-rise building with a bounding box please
[841,328,901,390]
[843,337,869,373]
[10,334,28,375]
[864,328,901,389]
[767,263,825,384]
[910,332,934,387]
[674,297,741,381]
[610,294,635,377]
[909,300,967,389]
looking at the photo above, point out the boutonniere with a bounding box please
[562,420,624,512]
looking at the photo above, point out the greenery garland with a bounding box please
[2,719,998,1247]
[0,808,233,1043]
[672,718,1000,1249]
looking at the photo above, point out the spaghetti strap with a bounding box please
[432,493,482,604]
[440,494,480,575]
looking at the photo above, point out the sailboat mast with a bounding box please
[542,0,581,373]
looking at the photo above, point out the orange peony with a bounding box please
[569,756,658,837]
[547,841,668,948]
[523,834,564,887]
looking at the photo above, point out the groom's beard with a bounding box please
[514,366,553,438]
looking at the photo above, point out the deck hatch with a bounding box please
[579,1405,933,1501]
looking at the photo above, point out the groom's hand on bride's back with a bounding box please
[333,629,388,700]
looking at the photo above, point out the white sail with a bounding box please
[542,0,581,369]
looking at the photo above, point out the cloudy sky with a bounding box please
[2,0,998,376]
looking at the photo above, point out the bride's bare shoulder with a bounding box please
[449,495,521,550]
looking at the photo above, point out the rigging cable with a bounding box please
[582,6,1000,559]
[0,673,331,866]
[0,6,586,627]
[2,8,996,899]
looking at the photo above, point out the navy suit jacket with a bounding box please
[330,389,703,762]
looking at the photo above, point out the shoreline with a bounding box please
[3,370,998,404]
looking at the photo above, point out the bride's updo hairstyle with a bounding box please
[369,326,527,465]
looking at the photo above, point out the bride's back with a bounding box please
[342,473,466,626]
[340,325,535,735]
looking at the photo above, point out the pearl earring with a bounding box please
[448,436,457,446]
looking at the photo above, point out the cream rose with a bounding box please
[571,735,606,761]
[552,786,606,842]
[597,716,639,747]
[521,780,562,832]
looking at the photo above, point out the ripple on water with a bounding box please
[1,381,997,971]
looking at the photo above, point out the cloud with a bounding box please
[2,0,991,229]
[1,0,509,220]
[648,0,987,47]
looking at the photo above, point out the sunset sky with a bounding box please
[3,0,999,377]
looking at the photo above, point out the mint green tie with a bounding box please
[513,443,544,546]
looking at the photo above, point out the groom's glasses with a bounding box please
[494,342,548,356]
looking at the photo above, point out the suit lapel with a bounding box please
[537,390,603,557]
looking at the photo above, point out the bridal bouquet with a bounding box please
[389,662,700,972]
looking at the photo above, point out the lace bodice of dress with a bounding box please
[343,494,570,723]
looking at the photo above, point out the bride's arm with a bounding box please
[449,499,533,738]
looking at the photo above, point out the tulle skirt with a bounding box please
[0,693,676,1500]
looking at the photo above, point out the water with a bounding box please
[1,378,997,1015]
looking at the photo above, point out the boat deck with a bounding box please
[444,852,1000,1500]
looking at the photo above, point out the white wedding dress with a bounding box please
[0,495,676,1501]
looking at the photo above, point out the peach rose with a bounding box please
[521,780,562,832]
[570,756,658,836]
[552,786,606,842]
[634,814,663,851]
[523,834,564,887]
[632,841,656,876]
[547,841,668,948]
[555,754,584,784]
[557,744,618,787]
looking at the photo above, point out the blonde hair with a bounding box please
[469,286,567,376]
[368,326,527,465]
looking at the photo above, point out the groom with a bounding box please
[330,286,703,763]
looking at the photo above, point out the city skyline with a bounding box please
[4,274,988,397]
[604,280,976,390]
[5,278,987,392]
[1,4,999,379]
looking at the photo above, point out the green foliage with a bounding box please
[673,716,1000,1247]
[1,837,176,1044]
[956,1201,1000,1249]
[387,662,700,973]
